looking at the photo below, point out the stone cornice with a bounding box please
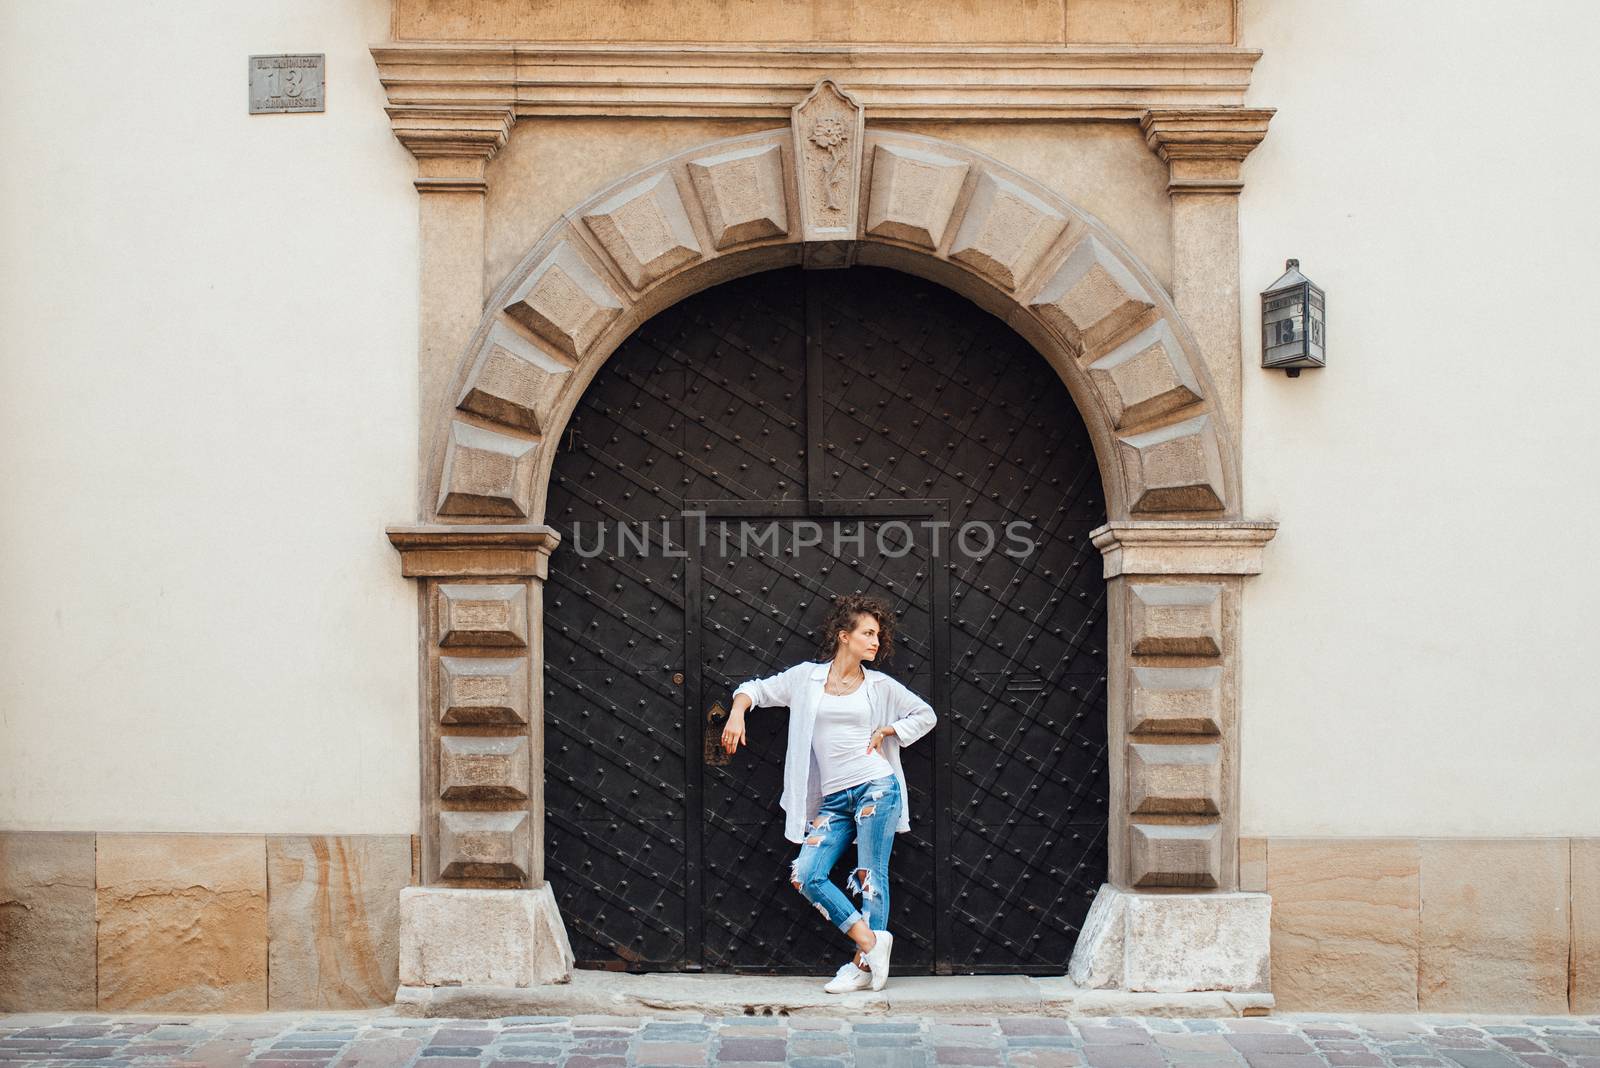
[370,42,1262,121]
[1092,520,1278,578]
[1140,107,1274,193]
[385,104,515,165]
[387,524,561,579]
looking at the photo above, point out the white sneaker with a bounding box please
[862,929,894,991]
[823,959,871,993]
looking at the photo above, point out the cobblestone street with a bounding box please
[3,1011,1599,1068]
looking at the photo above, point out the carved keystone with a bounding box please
[1031,234,1155,353]
[1117,413,1227,513]
[437,583,528,648]
[865,142,970,249]
[436,421,538,518]
[582,172,703,289]
[440,656,530,725]
[687,142,789,249]
[948,171,1066,290]
[437,810,530,881]
[457,322,570,434]
[440,737,531,802]
[792,79,866,265]
[504,242,623,358]
[1130,822,1222,889]
[1129,665,1222,734]
[1127,742,1222,815]
[1128,583,1222,657]
[1087,319,1204,429]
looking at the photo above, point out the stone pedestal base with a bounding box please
[396,885,574,991]
[1068,884,1271,993]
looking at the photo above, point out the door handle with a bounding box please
[703,700,732,766]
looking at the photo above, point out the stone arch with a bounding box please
[389,83,1279,993]
[427,91,1239,530]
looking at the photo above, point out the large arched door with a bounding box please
[544,266,1108,974]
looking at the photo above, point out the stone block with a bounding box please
[1419,838,1569,1013]
[1127,742,1221,815]
[1117,414,1227,513]
[1030,235,1154,354]
[864,142,970,249]
[1575,839,1600,1013]
[1127,583,1222,657]
[437,583,528,648]
[1068,885,1270,993]
[1268,838,1420,1013]
[266,835,413,1010]
[1068,883,1128,988]
[1129,822,1221,889]
[583,172,703,289]
[1237,837,1266,893]
[440,736,531,802]
[0,832,96,1011]
[1087,319,1204,428]
[398,885,573,987]
[439,655,531,725]
[1129,665,1222,734]
[1065,0,1236,43]
[438,810,532,881]
[948,170,1066,290]
[687,141,789,249]
[95,833,267,1012]
[504,241,623,358]
[436,421,538,518]
[1124,892,1270,993]
[457,321,570,434]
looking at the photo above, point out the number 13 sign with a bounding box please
[249,54,325,114]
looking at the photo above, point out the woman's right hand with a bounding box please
[722,713,747,754]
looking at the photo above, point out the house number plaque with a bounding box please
[249,54,325,114]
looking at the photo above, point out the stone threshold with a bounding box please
[394,971,1273,1019]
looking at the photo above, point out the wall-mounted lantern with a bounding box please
[1261,259,1325,377]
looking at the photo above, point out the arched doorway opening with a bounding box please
[544,265,1109,974]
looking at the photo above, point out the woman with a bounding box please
[722,593,937,993]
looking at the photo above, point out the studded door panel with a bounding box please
[544,302,693,967]
[545,266,1107,973]
[809,269,1108,974]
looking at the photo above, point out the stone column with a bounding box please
[386,105,515,514]
[386,526,575,1003]
[1069,520,1277,994]
[1140,109,1273,444]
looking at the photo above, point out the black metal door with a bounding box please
[545,267,1107,974]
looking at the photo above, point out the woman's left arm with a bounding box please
[884,678,937,746]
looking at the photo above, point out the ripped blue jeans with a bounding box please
[788,774,902,933]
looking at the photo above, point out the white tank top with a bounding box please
[811,684,895,796]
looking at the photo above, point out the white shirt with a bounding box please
[811,684,895,796]
[733,660,938,844]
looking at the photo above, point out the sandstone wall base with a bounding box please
[1068,884,1271,993]
[397,884,573,990]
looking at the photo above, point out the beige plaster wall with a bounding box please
[1237,0,1600,835]
[0,2,422,832]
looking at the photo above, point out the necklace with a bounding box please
[824,665,865,695]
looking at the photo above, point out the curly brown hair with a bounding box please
[814,593,897,665]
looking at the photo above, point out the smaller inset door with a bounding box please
[689,507,942,973]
